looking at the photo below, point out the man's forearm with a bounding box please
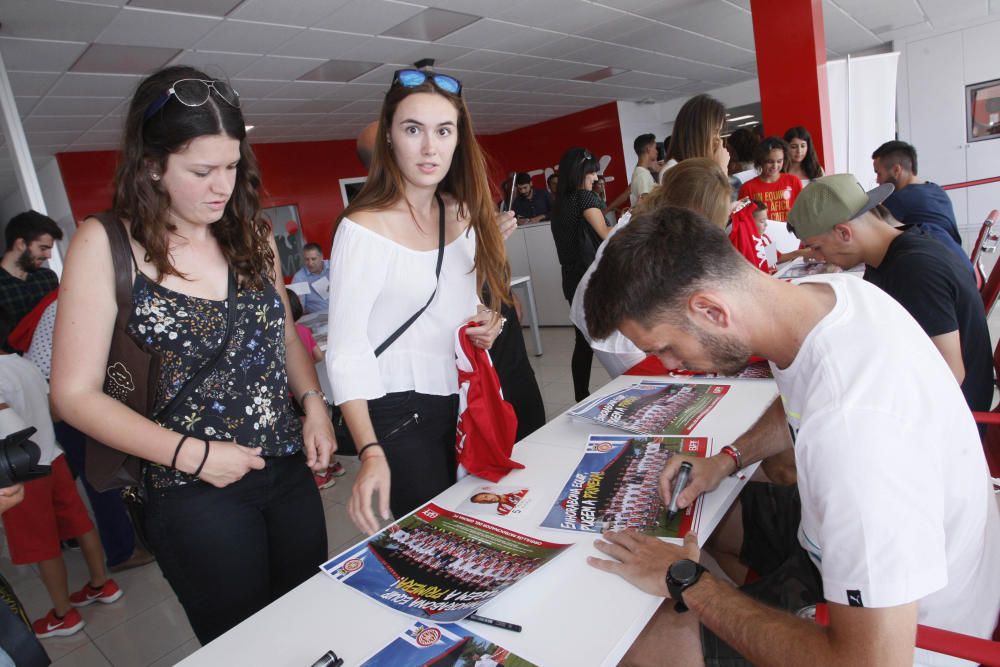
[728,396,792,468]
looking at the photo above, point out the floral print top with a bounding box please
[126,272,302,489]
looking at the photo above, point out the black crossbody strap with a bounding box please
[374,191,446,357]
[154,270,238,420]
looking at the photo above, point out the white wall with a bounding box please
[896,16,1000,250]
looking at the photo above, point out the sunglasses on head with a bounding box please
[579,150,594,164]
[143,79,240,122]
[391,69,462,95]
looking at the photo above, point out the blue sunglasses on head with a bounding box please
[391,69,462,95]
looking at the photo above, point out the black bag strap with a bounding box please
[154,269,237,421]
[93,211,238,422]
[373,191,446,357]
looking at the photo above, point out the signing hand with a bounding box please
[588,530,700,597]
[349,449,391,535]
[659,454,732,514]
[465,305,504,350]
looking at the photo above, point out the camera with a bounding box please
[0,427,50,487]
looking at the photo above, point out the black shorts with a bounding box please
[700,482,824,666]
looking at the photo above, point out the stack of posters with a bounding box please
[542,435,708,537]
[665,359,773,380]
[321,503,571,623]
[570,382,729,435]
[359,621,538,666]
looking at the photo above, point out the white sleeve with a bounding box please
[325,222,392,405]
[797,408,948,609]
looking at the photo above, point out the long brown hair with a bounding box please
[665,94,727,164]
[112,65,274,289]
[339,76,510,310]
[637,158,731,228]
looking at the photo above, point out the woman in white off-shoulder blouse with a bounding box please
[327,66,513,535]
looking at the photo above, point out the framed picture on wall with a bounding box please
[263,203,304,278]
[339,177,367,207]
[967,78,1000,142]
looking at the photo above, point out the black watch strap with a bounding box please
[667,559,707,613]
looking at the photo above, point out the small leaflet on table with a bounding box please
[358,620,539,667]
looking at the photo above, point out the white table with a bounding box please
[510,274,543,356]
[178,375,777,667]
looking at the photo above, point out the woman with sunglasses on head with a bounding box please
[327,66,511,535]
[661,94,730,180]
[551,147,610,401]
[50,65,335,643]
[783,125,824,185]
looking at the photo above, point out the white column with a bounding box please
[0,51,62,276]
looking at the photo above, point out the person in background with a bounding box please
[551,147,609,402]
[0,307,123,640]
[738,136,802,222]
[0,212,62,330]
[593,175,609,209]
[327,65,510,535]
[286,291,344,491]
[871,140,970,269]
[726,127,758,181]
[662,94,730,179]
[783,126,824,185]
[510,172,551,223]
[51,65,334,644]
[546,172,559,208]
[290,242,330,314]
[607,133,658,212]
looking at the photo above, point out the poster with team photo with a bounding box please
[569,382,729,435]
[321,504,571,623]
[359,620,539,667]
[456,486,531,518]
[541,435,708,538]
[666,359,773,380]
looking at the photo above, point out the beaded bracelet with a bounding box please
[171,435,191,470]
[192,440,210,477]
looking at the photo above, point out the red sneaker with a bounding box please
[33,608,84,638]
[69,579,123,607]
[328,461,346,477]
[315,473,336,490]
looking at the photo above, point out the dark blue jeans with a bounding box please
[53,422,135,566]
[143,450,326,644]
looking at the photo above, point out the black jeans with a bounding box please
[368,391,459,519]
[144,451,326,644]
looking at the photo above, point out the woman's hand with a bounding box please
[181,440,266,488]
[0,484,24,514]
[301,401,336,473]
[496,210,517,241]
[465,305,504,350]
[349,450,391,535]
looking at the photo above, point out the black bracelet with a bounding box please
[192,440,210,477]
[358,442,383,461]
[171,435,191,470]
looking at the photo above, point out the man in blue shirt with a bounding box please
[511,172,551,223]
[871,141,971,269]
[291,243,329,314]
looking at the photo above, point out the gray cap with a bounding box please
[786,174,894,238]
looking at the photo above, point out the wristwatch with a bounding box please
[666,559,707,613]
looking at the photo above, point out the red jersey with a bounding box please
[738,173,803,222]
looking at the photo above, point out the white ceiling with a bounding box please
[0,0,996,202]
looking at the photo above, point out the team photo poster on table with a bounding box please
[542,435,708,538]
[322,504,571,623]
[570,382,730,435]
[359,620,539,667]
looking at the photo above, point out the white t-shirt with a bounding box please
[326,219,480,404]
[629,165,656,206]
[771,274,1000,667]
[0,354,59,465]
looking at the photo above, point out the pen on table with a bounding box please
[310,650,343,667]
[666,461,693,523]
[468,613,522,632]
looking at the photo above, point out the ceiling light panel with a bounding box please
[227,0,351,26]
[127,0,243,16]
[2,1,119,42]
[382,8,481,41]
[313,0,424,35]
[0,37,89,72]
[70,43,181,75]
[298,60,383,83]
[195,20,302,53]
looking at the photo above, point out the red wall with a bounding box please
[55,102,625,257]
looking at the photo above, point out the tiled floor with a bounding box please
[0,326,601,667]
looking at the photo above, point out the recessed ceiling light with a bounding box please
[381,8,480,41]
[245,125,255,132]
[727,114,754,122]
[127,0,244,17]
[70,44,181,75]
[574,67,629,83]
[298,60,383,83]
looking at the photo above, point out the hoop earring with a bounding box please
[150,173,161,182]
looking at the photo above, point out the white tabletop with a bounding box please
[178,374,778,667]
